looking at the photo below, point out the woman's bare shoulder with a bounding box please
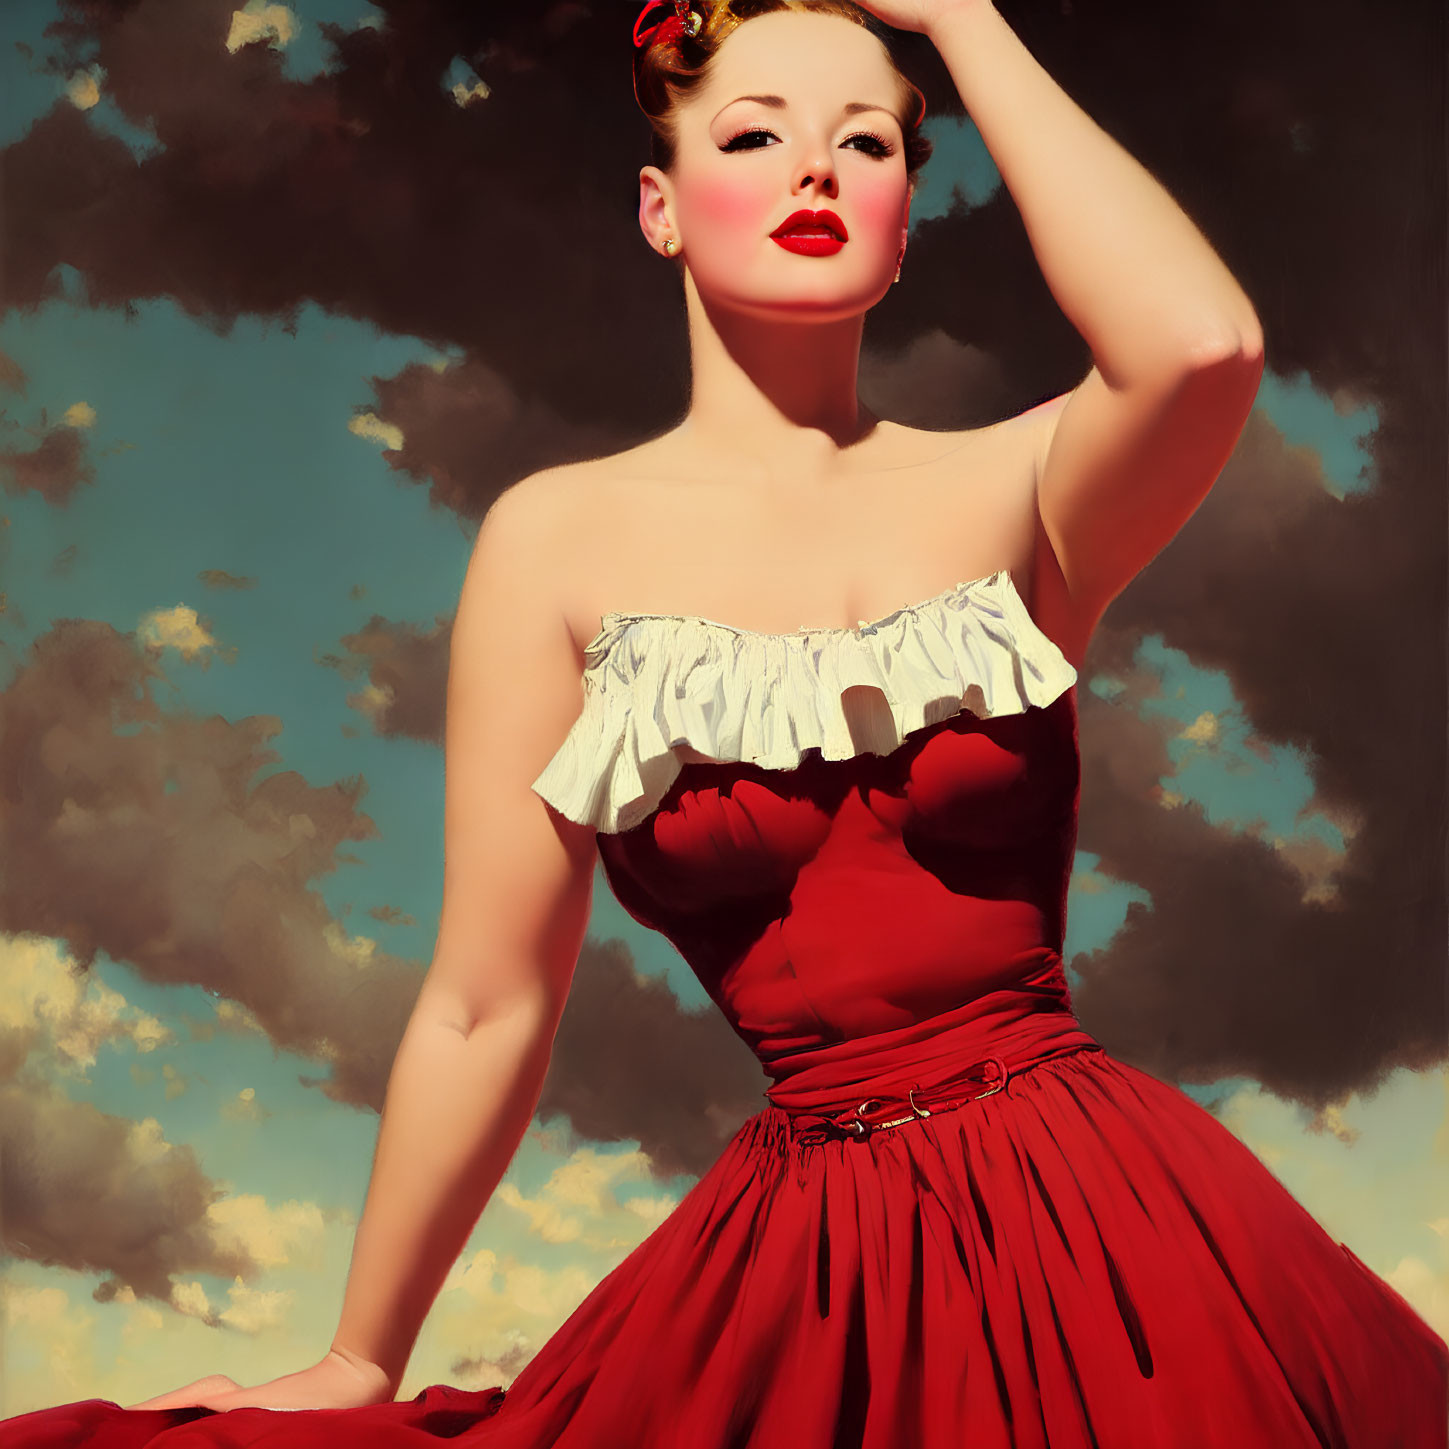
[505,441,665,505]
[876,401,1065,465]
[493,448,647,528]
[492,450,662,656]
[870,405,1061,496]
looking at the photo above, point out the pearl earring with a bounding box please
[663,238,678,256]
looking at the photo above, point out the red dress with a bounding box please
[5,571,1445,1447]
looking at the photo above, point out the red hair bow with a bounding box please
[633,0,702,49]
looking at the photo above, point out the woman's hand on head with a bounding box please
[121,1350,396,1413]
[850,0,988,37]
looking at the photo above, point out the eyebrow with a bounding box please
[712,93,899,125]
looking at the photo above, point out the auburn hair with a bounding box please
[632,1,934,186]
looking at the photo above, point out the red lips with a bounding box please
[770,208,849,241]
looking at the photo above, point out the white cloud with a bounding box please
[169,1280,213,1322]
[348,412,404,451]
[0,933,174,1078]
[491,1144,679,1251]
[1212,1065,1449,1336]
[1,1283,98,1400]
[207,1194,328,1271]
[137,604,233,666]
[225,3,298,53]
[218,1277,296,1335]
[65,68,103,111]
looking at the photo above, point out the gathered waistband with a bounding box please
[759,957,1104,1137]
[779,1039,1105,1146]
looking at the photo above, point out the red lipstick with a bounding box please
[770,208,848,256]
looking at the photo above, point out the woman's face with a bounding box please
[644,10,913,321]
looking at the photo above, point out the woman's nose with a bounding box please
[794,153,838,195]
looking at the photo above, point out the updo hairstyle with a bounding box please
[632,0,935,188]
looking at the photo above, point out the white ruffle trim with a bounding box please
[530,568,1077,836]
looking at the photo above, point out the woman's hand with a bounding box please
[122,1349,395,1413]
[850,0,989,36]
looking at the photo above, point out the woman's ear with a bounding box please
[638,165,675,253]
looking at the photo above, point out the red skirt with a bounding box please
[4,1001,1445,1447]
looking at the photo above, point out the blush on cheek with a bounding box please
[691,172,776,234]
[851,179,906,243]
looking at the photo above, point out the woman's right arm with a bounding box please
[125,472,597,1414]
[325,470,599,1394]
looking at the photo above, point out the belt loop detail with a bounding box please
[790,1054,1010,1148]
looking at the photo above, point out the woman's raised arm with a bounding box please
[867,0,1265,644]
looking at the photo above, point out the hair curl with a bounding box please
[633,1,934,187]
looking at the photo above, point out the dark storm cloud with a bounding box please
[0,618,727,1289]
[1066,402,1447,1099]
[368,356,624,520]
[325,611,453,743]
[198,569,258,590]
[538,938,767,1180]
[0,1080,259,1307]
[0,620,421,1113]
[0,352,25,394]
[0,419,96,506]
[10,0,688,501]
[858,328,1012,430]
[0,0,1441,1118]
[6,0,1437,455]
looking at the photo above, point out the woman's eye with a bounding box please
[720,127,895,158]
[844,130,893,158]
[721,128,776,151]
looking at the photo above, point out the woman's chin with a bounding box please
[695,281,892,322]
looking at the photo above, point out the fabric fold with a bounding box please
[531,569,1078,835]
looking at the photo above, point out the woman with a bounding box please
[4,1,1445,1444]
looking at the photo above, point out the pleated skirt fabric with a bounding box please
[5,1043,1445,1449]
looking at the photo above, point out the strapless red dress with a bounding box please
[4,571,1445,1447]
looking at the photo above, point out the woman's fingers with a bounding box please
[123,1375,241,1411]
[117,1355,393,1413]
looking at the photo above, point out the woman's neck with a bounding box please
[676,283,882,487]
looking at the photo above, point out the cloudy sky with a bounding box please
[0,0,1444,1418]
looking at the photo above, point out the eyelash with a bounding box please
[721,126,895,158]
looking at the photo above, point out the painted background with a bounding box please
[0,0,1443,1417]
